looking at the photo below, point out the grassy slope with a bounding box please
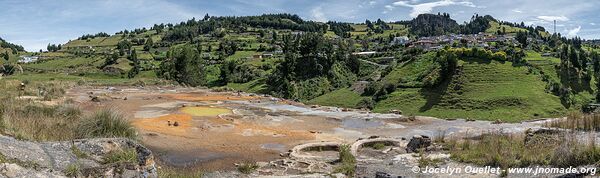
[307,88,367,108]
[382,52,436,85]
[485,21,526,34]
[375,58,566,122]
[225,79,268,93]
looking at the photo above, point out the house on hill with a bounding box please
[18,56,38,63]
[390,36,410,45]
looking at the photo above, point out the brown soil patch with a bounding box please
[132,114,193,137]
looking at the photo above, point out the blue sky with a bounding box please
[1,0,599,51]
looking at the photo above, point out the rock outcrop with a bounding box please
[0,135,156,178]
[405,135,431,153]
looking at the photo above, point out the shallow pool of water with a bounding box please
[180,106,232,117]
[342,119,385,129]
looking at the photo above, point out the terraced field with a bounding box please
[375,58,566,122]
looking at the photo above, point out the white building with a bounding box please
[391,36,410,45]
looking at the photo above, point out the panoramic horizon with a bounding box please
[2,0,600,177]
[1,0,599,51]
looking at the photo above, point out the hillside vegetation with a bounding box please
[3,13,599,122]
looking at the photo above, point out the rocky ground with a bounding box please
[2,86,598,177]
[0,136,156,178]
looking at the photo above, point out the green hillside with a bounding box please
[374,58,566,122]
[3,13,598,122]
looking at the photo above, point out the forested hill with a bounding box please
[0,37,25,63]
[8,13,600,122]
[0,37,24,53]
[409,13,460,37]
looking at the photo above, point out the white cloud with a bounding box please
[591,23,596,26]
[385,5,394,10]
[392,0,477,18]
[567,26,581,37]
[512,9,522,13]
[537,15,569,22]
[311,6,327,22]
[369,1,377,5]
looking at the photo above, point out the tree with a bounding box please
[117,40,132,56]
[103,52,119,67]
[365,20,374,30]
[3,51,9,61]
[156,45,206,86]
[203,13,210,21]
[516,31,528,47]
[143,38,154,51]
[127,49,140,78]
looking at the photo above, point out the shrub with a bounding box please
[237,162,259,174]
[356,98,375,110]
[77,109,136,139]
[335,144,356,176]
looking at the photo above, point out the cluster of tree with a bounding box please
[461,14,494,34]
[0,37,25,53]
[116,27,151,36]
[46,44,62,52]
[156,45,207,86]
[77,32,110,40]
[217,39,238,56]
[327,21,354,38]
[366,19,391,33]
[409,13,460,37]
[116,40,132,56]
[163,14,327,42]
[542,37,594,107]
[219,59,268,84]
[1,51,9,61]
[592,51,600,102]
[143,38,154,51]
[266,33,360,100]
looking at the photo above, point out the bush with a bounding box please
[335,144,356,176]
[356,98,375,110]
[77,109,136,139]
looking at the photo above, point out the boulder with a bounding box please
[405,135,431,153]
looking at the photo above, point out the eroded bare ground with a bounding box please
[65,86,563,177]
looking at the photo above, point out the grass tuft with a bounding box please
[335,144,356,176]
[64,163,81,177]
[71,145,89,159]
[446,131,600,169]
[103,148,138,164]
[158,167,203,178]
[76,109,136,139]
[237,162,259,174]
